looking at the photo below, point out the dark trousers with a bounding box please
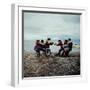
[46,48,51,56]
[36,48,46,56]
[58,48,64,55]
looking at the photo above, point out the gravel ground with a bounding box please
[23,52,80,77]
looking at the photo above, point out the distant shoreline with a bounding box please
[24,39,80,52]
[24,50,80,58]
[24,45,80,54]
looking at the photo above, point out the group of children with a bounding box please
[34,38,73,57]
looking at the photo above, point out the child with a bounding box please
[45,38,53,56]
[68,38,73,52]
[34,40,41,56]
[63,40,69,56]
[40,40,46,53]
[55,40,64,56]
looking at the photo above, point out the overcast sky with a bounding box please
[24,12,80,41]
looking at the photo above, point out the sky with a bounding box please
[24,11,80,41]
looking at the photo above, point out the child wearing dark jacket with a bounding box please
[55,40,64,56]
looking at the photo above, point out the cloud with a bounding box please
[24,12,80,40]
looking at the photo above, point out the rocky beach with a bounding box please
[23,51,80,77]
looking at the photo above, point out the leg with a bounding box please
[36,49,40,57]
[46,48,51,56]
[58,48,64,56]
[65,49,70,57]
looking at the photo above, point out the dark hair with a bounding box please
[36,40,40,44]
[64,40,68,44]
[41,40,44,43]
[68,38,71,41]
[47,38,51,40]
[58,40,62,44]
[58,40,61,42]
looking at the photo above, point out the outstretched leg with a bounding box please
[57,48,64,56]
[36,50,40,57]
[46,48,51,56]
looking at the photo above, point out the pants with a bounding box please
[46,48,51,56]
[58,48,64,56]
[35,48,46,56]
